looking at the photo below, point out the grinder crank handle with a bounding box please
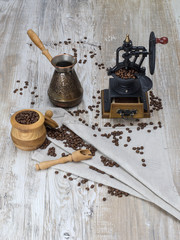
[35,149,92,170]
[27,29,53,62]
[156,37,168,44]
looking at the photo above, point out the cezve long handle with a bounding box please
[27,29,53,62]
[36,149,92,170]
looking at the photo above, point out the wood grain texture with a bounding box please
[0,0,180,239]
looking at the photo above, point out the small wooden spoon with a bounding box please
[36,149,92,170]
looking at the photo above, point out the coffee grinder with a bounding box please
[101,32,168,119]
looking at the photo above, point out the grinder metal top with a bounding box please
[108,32,168,76]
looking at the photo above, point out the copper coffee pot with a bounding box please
[27,29,83,108]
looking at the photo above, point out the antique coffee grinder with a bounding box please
[102,32,168,119]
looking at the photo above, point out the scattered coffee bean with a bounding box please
[55,171,59,174]
[13,89,18,93]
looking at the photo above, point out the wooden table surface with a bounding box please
[1,0,180,239]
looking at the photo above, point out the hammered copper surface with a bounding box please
[48,68,83,107]
[48,54,83,107]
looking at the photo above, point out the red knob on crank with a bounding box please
[156,37,168,44]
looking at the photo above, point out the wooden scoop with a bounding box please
[27,29,53,63]
[36,149,92,170]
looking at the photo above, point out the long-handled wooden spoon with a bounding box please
[36,149,92,170]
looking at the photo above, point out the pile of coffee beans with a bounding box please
[47,147,57,157]
[100,130,124,147]
[132,146,144,155]
[115,68,137,79]
[107,186,129,197]
[15,111,39,124]
[100,156,120,168]
[39,138,51,149]
[149,90,163,112]
[47,125,97,156]
[89,165,106,174]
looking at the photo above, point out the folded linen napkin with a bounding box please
[33,142,145,200]
[30,108,180,220]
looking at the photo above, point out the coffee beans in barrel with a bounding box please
[15,111,39,124]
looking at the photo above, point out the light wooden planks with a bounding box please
[0,0,180,239]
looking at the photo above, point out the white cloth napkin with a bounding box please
[30,108,180,220]
[10,107,180,219]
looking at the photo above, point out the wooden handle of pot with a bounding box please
[27,29,53,62]
[36,155,73,170]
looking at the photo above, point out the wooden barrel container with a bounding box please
[10,109,46,151]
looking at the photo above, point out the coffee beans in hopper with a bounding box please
[115,68,137,79]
